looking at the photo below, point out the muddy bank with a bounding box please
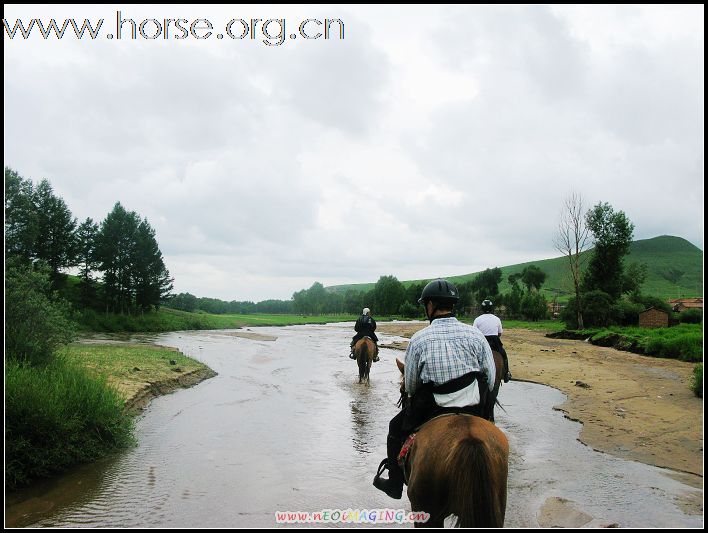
[377,322,703,477]
[124,366,218,414]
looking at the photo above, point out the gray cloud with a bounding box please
[4,5,703,301]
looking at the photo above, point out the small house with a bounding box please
[639,307,669,328]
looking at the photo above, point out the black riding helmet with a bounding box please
[418,279,459,306]
[481,299,494,312]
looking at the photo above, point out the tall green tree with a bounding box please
[132,218,173,312]
[32,179,78,286]
[520,265,547,292]
[622,262,648,297]
[582,202,635,299]
[455,280,476,315]
[373,275,406,315]
[471,267,502,300]
[76,217,100,307]
[293,282,328,314]
[96,203,141,313]
[169,292,199,312]
[5,167,38,262]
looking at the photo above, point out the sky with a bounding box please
[4,5,704,302]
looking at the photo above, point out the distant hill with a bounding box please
[328,236,703,301]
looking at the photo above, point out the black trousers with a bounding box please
[351,332,379,345]
[485,335,509,374]
[387,382,485,462]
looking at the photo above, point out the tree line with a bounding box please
[5,167,173,316]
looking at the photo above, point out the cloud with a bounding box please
[4,5,703,301]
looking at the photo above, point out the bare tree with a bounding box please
[553,192,590,329]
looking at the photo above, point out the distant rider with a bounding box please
[350,307,380,362]
[372,279,496,499]
[473,299,512,383]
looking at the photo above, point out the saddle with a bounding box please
[357,336,379,356]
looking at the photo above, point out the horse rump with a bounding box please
[447,435,506,528]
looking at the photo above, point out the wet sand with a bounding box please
[378,322,703,478]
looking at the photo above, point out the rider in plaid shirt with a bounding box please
[373,278,496,500]
[405,317,495,400]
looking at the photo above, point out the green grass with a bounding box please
[329,235,703,302]
[692,364,703,398]
[555,323,703,362]
[456,317,565,332]
[76,308,362,333]
[5,356,135,489]
[499,319,566,332]
[61,344,210,402]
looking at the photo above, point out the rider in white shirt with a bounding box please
[473,300,512,383]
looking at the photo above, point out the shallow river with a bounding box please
[5,323,703,527]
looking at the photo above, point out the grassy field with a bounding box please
[490,319,565,332]
[76,307,361,332]
[60,343,212,403]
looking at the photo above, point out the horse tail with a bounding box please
[358,342,369,378]
[447,436,503,528]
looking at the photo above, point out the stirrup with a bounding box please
[374,458,388,480]
[373,459,403,499]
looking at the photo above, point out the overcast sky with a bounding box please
[4,5,704,302]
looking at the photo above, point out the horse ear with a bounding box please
[396,357,405,374]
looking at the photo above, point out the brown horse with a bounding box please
[395,358,509,527]
[355,337,376,384]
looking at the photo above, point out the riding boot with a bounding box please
[349,341,356,359]
[373,436,404,499]
[502,352,512,382]
[373,344,380,363]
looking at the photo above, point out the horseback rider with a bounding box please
[350,307,380,362]
[373,279,496,499]
[473,299,512,383]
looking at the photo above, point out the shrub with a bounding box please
[5,261,76,365]
[581,290,615,328]
[398,301,420,319]
[630,294,673,314]
[5,356,134,488]
[641,328,703,362]
[680,308,703,324]
[611,299,644,326]
[519,292,548,321]
[692,364,703,398]
[560,296,581,329]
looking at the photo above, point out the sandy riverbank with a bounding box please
[378,322,703,479]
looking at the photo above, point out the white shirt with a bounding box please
[473,313,503,336]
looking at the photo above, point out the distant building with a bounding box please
[639,307,669,328]
[668,297,703,313]
[546,301,564,318]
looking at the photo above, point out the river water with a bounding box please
[5,323,703,528]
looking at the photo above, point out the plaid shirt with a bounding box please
[404,317,496,397]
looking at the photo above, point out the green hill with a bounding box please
[329,236,703,302]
